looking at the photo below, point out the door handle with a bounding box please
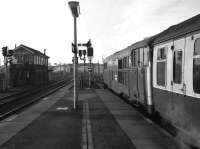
[181,83,186,96]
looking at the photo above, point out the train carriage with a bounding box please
[152,14,200,147]
[129,38,153,111]
[103,38,154,111]
[103,49,131,94]
[103,14,200,148]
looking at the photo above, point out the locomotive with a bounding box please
[103,14,200,148]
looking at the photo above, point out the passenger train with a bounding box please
[103,14,200,147]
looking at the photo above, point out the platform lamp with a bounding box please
[68,1,80,109]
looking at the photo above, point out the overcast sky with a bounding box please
[0,0,200,65]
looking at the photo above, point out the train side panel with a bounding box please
[129,46,153,109]
[153,31,200,147]
[129,68,138,100]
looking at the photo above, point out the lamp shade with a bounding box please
[68,1,80,17]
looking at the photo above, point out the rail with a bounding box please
[0,79,73,121]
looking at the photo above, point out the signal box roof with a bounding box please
[14,44,49,58]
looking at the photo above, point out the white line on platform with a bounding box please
[56,107,69,111]
[82,101,94,149]
[42,97,49,100]
[4,114,18,122]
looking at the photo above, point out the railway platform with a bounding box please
[0,85,188,149]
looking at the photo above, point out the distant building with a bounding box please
[77,63,103,74]
[49,63,103,74]
[48,64,73,82]
[10,44,49,86]
[50,64,72,73]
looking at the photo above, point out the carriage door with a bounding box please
[172,38,185,95]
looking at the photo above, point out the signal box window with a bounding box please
[193,38,200,93]
[157,47,167,86]
[173,50,182,84]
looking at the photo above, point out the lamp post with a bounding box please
[87,45,93,88]
[68,1,80,109]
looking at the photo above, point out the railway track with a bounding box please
[0,79,73,121]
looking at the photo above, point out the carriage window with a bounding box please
[118,71,122,83]
[157,47,166,60]
[129,56,132,67]
[104,63,107,69]
[121,72,124,84]
[118,59,122,69]
[144,48,149,66]
[139,48,144,66]
[193,38,200,93]
[132,49,138,67]
[124,57,126,68]
[126,57,129,68]
[173,50,182,84]
[157,47,167,86]
[125,72,128,86]
[123,57,125,68]
[121,57,129,68]
[133,50,137,67]
[194,38,200,55]
[135,49,139,67]
[131,51,134,66]
[111,71,113,80]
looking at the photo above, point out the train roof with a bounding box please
[103,37,154,63]
[130,37,154,50]
[153,13,200,44]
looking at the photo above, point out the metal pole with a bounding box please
[89,59,91,88]
[73,16,78,109]
[84,55,85,73]
[4,56,8,91]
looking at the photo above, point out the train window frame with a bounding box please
[133,49,136,67]
[129,56,132,68]
[132,49,138,67]
[118,71,122,84]
[111,71,114,80]
[156,47,167,87]
[173,50,183,84]
[139,48,144,67]
[144,48,149,66]
[122,58,124,68]
[118,59,122,69]
[104,63,107,69]
[193,38,200,94]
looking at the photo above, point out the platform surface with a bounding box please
[0,87,188,149]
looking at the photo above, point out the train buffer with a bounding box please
[0,85,188,149]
